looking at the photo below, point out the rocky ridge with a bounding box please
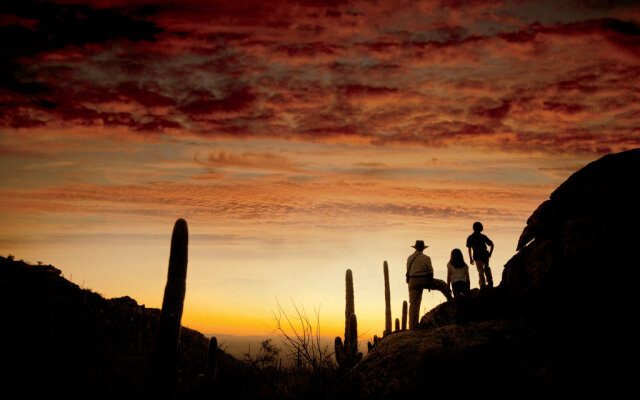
[0,257,222,399]
[356,148,640,397]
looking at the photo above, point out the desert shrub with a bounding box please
[193,301,362,400]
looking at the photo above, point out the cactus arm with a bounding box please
[335,336,346,366]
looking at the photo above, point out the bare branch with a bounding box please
[271,298,335,373]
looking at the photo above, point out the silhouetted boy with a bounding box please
[466,222,494,288]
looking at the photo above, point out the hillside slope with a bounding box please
[0,257,213,399]
[356,148,639,397]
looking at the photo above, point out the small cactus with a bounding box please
[335,336,346,364]
[149,218,189,396]
[335,313,362,369]
[395,318,400,332]
[402,301,408,331]
[335,269,362,368]
[383,261,391,336]
[205,336,218,384]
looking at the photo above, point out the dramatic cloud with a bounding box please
[1,0,638,153]
[1,0,639,336]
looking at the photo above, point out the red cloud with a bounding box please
[178,87,256,116]
[1,1,639,154]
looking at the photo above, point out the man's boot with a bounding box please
[432,279,453,301]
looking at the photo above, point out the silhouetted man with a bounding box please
[467,222,494,288]
[406,240,452,329]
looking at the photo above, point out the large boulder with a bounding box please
[505,148,640,298]
[357,320,537,398]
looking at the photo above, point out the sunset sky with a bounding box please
[1,0,639,338]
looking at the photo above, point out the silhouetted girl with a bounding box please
[447,249,471,297]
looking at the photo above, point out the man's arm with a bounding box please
[425,255,434,274]
[487,237,494,258]
[468,247,474,265]
[447,267,451,286]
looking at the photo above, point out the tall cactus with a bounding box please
[344,269,354,340]
[335,269,362,368]
[383,261,391,336]
[402,300,408,331]
[150,218,189,396]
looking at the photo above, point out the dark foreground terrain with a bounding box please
[2,148,638,399]
[0,256,358,400]
[0,256,214,398]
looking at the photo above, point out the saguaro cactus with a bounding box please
[335,313,362,368]
[384,261,392,336]
[150,218,189,396]
[335,269,362,368]
[205,336,218,384]
[344,269,354,340]
[395,318,400,332]
[402,301,408,331]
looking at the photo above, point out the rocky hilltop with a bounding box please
[0,257,217,399]
[357,148,639,397]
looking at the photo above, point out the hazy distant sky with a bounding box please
[1,0,639,337]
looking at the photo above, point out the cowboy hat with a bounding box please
[411,240,428,250]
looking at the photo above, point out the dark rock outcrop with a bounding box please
[357,148,640,397]
[0,257,225,399]
[507,148,639,294]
